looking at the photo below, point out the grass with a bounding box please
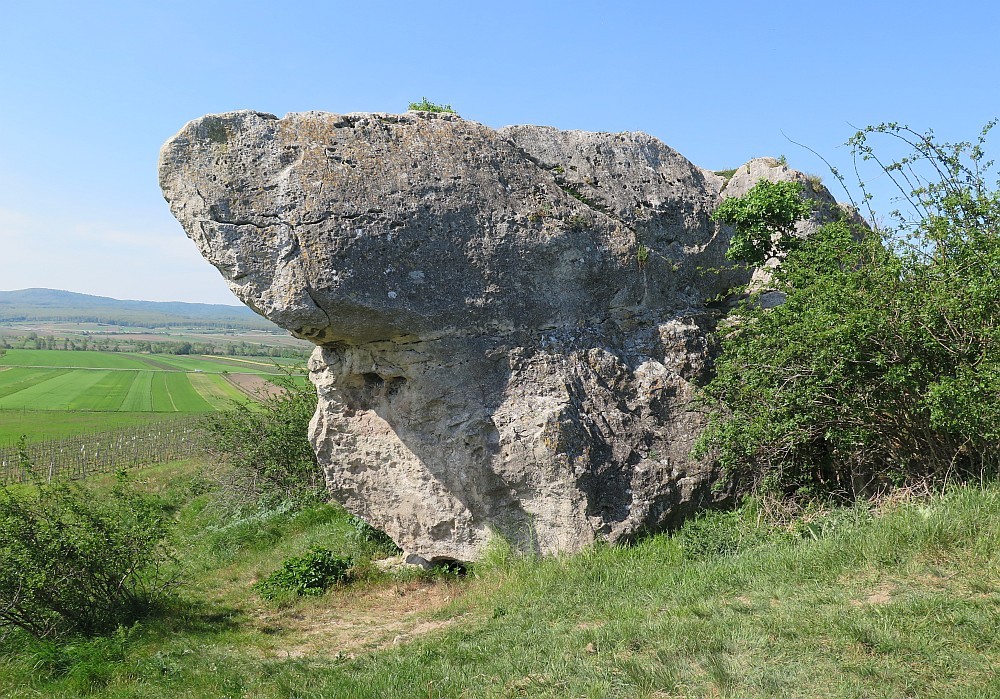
[0,349,304,421]
[0,368,220,412]
[0,349,152,370]
[186,372,247,409]
[0,367,65,398]
[715,168,738,184]
[0,410,188,444]
[0,458,996,698]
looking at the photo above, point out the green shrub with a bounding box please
[0,472,174,639]
[697,122,1000,498]
[711,179,812,265]
[252,547,353,600]
[201,374,322,504]
[407,97,457,114]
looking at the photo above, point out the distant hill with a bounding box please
[0,288,277,330]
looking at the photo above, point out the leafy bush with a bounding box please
[201,374,322,503]
[0,472,174,639]
[710,179,812,265]
[696,123,1000,498]
[407,97,457,114]
[252,547,352,600]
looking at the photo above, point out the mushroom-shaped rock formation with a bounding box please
[160,110,840,564]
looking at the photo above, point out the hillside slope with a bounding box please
[0,288,276,329]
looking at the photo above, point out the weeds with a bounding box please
[252,547,353,600]
[346,514,402,558]
[407,97,457,114]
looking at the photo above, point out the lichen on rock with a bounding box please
[160,110,839,563]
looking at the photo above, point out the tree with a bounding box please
[695,123,1000,498]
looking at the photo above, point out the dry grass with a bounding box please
[252,578,468,658]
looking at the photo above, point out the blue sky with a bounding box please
[1,0,997,304]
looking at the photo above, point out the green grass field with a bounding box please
[0,366,238,413]
[0,349,307,441]
[0,460,996,698]
[0,410,191,444]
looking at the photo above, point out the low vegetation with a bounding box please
[0,457,995,697]
[407,97,457,114]
[251,547,353,600]
[199,373,322,503]
[698,122,1000,499]
[0,472,174,639]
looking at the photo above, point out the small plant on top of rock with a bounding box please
[408,97,457,114]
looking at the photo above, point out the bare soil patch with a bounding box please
[224,373,286,399]
[253,579,468,658]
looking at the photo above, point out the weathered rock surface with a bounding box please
[160,110,840,563]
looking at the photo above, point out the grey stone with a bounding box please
[159,110,840,562]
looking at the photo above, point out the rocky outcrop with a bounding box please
[160,110,839,563]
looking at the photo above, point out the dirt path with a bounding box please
[253,579,470,659]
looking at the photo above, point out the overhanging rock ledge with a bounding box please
[159,110,840,563]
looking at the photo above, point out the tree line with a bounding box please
[2,333,310,358]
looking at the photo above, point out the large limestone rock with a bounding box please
[160,110,838,563]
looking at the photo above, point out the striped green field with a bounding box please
[0,368,240,412]
[0,349,306,424]
[120,371,155,411]
[187,372,248,407]
[0,368,66,399]
[0,349,152,370]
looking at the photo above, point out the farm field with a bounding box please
[0,321,311,343]
[0,349,303,374]
[0,410,192,444]
[0,366,235,413]
[0,349,307,441]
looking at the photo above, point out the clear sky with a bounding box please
[1,0,997,305]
